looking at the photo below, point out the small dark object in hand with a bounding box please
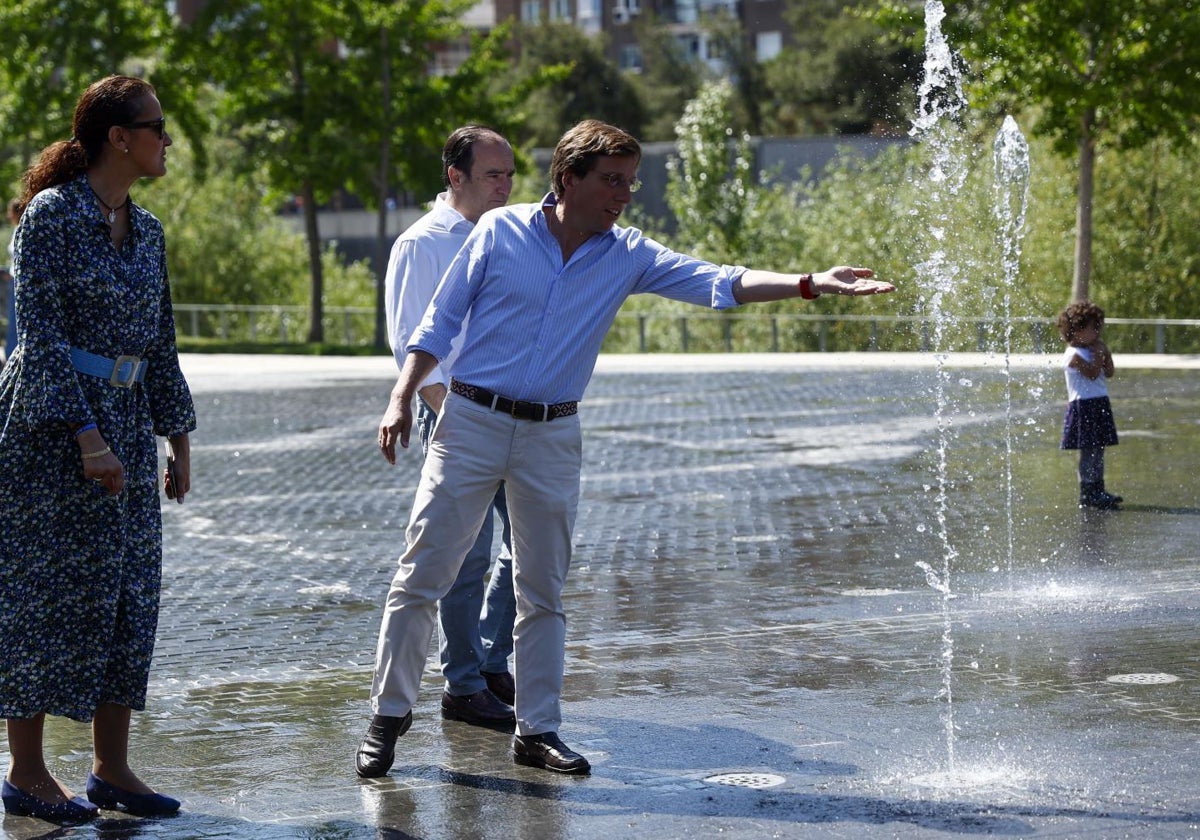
[165,456,183,504]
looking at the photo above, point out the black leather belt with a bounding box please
[450,379,578,422]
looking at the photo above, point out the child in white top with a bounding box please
[1057,301,1121,509]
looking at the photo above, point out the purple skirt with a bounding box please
[1061,396,1119,450]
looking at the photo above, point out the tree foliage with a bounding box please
[628,12,703,142]
[179,0,524,342]
[947,0,1200,302]
[638,73,1200,335]
[0,0,190,193]
[136,133,373,310]
[665,80,798,265]
[502,22,646,148]
[761,0,920,136]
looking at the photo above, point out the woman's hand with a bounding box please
[82,446,124,495]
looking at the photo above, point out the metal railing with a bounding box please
[603,313,1200,355]
[163,304,1200,354]
[172,303,375,345]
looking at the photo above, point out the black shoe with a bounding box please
[355,712,412,778]
[512,732,591,775]
[481,670,515,706]
[1079,483,1120,510]
[441,689,515,727]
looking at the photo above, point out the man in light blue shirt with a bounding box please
[381,126,519,731]
[357,120,895,777]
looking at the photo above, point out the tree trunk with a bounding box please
[1071,106,1097,303]
[302,180,324,343]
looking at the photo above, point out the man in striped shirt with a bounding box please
[358,120,895,777]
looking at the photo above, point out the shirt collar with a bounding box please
[431,191,474,231]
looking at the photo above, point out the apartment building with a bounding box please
[170,1,788,79]
[494,0,792,74]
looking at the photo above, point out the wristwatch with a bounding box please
[798,273,820,300]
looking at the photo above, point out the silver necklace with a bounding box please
[92,191,128,225]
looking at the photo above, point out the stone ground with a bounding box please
[3,352,1199,840]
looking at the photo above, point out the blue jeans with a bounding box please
[417,397,516,695]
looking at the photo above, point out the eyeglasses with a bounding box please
[593,171,642,193]
[123,117,167,139]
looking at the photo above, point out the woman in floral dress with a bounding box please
[0,76,195,822]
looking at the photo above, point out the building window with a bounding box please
[619,43,643,72]
[678,34,700,57]
[550,0,571,20]
[521,0,542,23]
[756,31,783,61]
[613,0,641,24]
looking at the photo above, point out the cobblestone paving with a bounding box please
[4,354,1199,839]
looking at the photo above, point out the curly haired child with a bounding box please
[1057,301,1122,509]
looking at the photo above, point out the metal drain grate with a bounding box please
[1106,672,1180,685]
[703,772,786,789]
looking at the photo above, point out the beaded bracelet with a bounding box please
[75,422,98,436]
[81,446,111,460]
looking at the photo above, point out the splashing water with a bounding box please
[911,0,969,774]
[992,116,1031,586]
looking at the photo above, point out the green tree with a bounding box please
[0,0,196,192]
[951,0,1200,303]
[666,80,758,262]
[183,0,370,342]
[700,10,767,135]
[183,0,533,344]
[503,21,646,148]
[764,0,919,136]
[137,132,373,313]
[328,4,529,348]
[628,12,703,142]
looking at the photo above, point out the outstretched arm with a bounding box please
[732,266,894,304]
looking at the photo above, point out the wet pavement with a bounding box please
[4,352,1199,840]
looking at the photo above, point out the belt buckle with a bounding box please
[109,354,141,388]
[513,400,549,422]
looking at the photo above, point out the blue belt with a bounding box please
[69,347,147,388]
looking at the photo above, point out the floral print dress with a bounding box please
[0,174,196,722]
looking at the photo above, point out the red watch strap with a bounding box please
[798,273,819,300]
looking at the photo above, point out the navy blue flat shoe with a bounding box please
[85,773,180,817]
[1,779,99,824]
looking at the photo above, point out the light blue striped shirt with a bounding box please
[408,194,744,403]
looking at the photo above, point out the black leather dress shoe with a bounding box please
[512,732,591,774]
[355,711,412,778]
[441,689,515,727]
[481,670,515,706]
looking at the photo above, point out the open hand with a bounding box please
[816,266,895,296]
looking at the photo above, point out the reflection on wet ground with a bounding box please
[4,354,1199,839]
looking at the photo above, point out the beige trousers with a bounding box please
[370,392,582,735]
